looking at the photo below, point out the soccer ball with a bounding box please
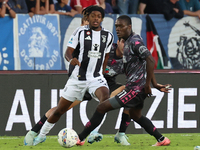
[194,146,200,150]
[57,128,79,148]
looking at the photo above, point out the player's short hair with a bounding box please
[57,0,62,3]
[82,5,105,19]
[117,15,132,26]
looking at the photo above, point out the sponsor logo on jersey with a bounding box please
[68,37,73,44]
[86,31,91,35]
[135,41,140,45]
[93,44,99,51]
[88,51,101,58]
[85,36,91,40]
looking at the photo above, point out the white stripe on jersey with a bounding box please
[67,26,114,81]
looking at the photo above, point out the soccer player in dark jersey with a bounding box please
[30,5,113,146]
[76,15,172,147]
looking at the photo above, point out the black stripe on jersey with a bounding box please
[94,30,108,77]
[78,29,92,80]
[107,33,114,49]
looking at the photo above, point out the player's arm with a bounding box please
[145,55,155,97]
[65,47,80,66]
[103,53,109,74]
[151,73,171,93]
[116,39,124,58]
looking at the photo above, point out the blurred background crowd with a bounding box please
[0,0,200,20]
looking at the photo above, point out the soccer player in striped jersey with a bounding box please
[76,15,171,147]
[31,5,113,146]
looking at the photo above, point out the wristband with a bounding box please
[69,59,73,64]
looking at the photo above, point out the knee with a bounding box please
[96,103,107,114]
[131,115,141,122]
[129,109,142,122]
[52,109,65,117]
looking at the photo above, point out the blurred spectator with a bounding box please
[54,0,77,17]
[0,0,16,18]
[98,0,113,14]
[104,0,118,13]
[138,0,163,14]
[7,0,28,13]
[70,0,99,14]
[178,0,200,18]
[112,0,139,14]
[37,0,55,14]
[26,0,55,16]
[162,0,184,20]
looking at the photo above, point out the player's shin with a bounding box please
[78,110,105,141]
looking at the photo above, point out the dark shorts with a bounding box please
[109,87,146,109]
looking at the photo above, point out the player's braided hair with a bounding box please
[82,5,105,19]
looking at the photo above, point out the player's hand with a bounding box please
[154,83,171,93]
[144,84,152,97]
[69,58,81,66]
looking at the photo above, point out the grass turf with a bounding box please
[0,133,200,150]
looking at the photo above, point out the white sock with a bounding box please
[38,121,55,137]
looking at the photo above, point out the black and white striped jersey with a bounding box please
[67,25,114,81]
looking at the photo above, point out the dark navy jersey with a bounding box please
[123,33,151,92]
[104,43,123,77]
[104,43,123,87]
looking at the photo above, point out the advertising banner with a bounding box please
[0,72,200,136]
[17,14,61,70]
[0,17,14,70]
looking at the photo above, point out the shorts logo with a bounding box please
[18,15,61,70]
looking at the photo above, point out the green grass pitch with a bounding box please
[0,133,200,150]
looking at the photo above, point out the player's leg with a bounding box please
[110,85,131,145]
[33,79,86,146]
[24,100,82,146]
[87,86,110,144]
[24,107,56,146]
[33,97,73,145]
[129,97,170,146]
[110,85,125,98]
[77,96,117,145]
[114,108,131,145]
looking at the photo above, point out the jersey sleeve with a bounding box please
[105,32,114,53]
[67,27,81,49]
[132,41,151,60]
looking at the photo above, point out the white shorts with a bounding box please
[61,76,109,102]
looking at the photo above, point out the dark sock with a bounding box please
[31,115,47,133]
[136,116,164,142]
[78,110,105,141]
[119,113,131,133]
